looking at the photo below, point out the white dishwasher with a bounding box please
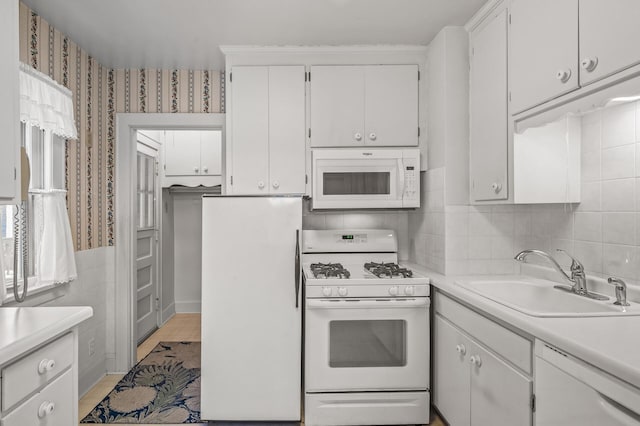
[535,340,640,425]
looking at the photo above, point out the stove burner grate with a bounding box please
[310,263,351,279]
[364,262,413,278]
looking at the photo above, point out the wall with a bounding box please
[411,100,640,286]
[19,3,223,251]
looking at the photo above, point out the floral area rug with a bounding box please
[81,342,201,424]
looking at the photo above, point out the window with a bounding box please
[1,124,66,300]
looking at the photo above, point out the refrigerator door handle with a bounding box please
[295,229,301,308]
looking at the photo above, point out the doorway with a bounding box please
[114,113,224,373]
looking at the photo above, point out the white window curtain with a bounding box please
[19,62,77,139]
[31,190,77,286]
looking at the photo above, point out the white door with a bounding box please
[470,339,532,426]
[164,130,201,176]
[136,141,160,343]
[199,130,222,176]
[469,9,508,202]
[579,0,640,85]
[433,315,471,426]
[201,196,302,421]
[268,66,306,194]
[365,65,419,147]
[310,66,365,147]
[230,66,269,194]
[509,0,579,114]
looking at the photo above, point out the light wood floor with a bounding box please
[79,313,445,425]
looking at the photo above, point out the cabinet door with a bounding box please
[509,0,579,114]
[434,315,471,426]
[470,342,532,426]
[469,10,508,202]
[364,65,418,146]
[579,0,640,85]
[230,66,269,194]
[310,66,365,147]
[164,131,202,176]
[200,130,222,176]
[268,66,306,194]
[0,0,18,202]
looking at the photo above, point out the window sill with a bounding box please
[3,281,69,306]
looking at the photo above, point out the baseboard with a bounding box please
[161,302,176,324]
[175,301,201,313]
[79,359,107,397]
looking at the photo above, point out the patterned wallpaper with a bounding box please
[18,3,223,251]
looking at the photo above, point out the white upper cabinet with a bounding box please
[200,131,223,176]
[162,130,223,187]
[469,8,509,202]
[310,65,418,147]
[164,131,202,176]
[0,0,19,204]
[229,65,305,195]
[509,0,579,114]
[579,0,640,85]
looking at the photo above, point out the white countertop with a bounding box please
[408,264,640,390]
[0,306,93,365]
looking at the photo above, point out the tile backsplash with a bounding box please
[410,101,640,285]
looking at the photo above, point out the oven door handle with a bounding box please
[306,298,429,309]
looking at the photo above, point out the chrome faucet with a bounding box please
[608,277,630,307]
[514,249,608,301]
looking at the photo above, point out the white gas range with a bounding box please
[302,229,431,426]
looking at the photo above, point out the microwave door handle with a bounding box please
[398,159,406,197]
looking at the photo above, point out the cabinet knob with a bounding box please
[38,401,55,418]
[354,132,363,141]
[368,132,377,141]
[455,344,467,356]
[581,57,598,72]
[556,68,572,83]
[258,181,265,189]
[38,359,56,374]
[203,166,209,174]
[470,355,482,367]
[194,167,199,174]
[272,181,280,189]
[491,182,502,194]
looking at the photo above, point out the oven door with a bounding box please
[312,157,403,209]
[305,298,430,392]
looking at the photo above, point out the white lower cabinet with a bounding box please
[434,293,533,426]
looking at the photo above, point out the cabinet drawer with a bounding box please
[1,332,73,411]
[1,369,73,426]
[435,292,532,374]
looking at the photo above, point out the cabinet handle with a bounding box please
[455,344,466,356]
[272,181,280,189]
[354,132,363,141]
[194,167,199,174]
[203,166,209,174]
[556,68,572,83]
[491,182,502,194]
[258,181,265,189]
[38,359,56,374]
[470,355,483,368]
[581,57,599,72]
[368,132,377,141]
[38,401,55,418]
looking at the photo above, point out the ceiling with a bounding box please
[22,0,486,70]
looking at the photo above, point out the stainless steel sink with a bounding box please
[455,278,640,317]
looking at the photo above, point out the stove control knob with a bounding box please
[338,287,348,297]
[322,287,332,297]
[404,285,415,296]
[389,286,399,296]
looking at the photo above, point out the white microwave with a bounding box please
[311,148,420,209]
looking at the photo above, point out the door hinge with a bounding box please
[418,127,421,137]
[509,14,511,24]
[308,128,311,138]
[155,161,159,176]
[509,91,512,102]
[418,70,421,81]
[155,297,160,310]
[229,72,232,83]
[308,71,311,81]
[305,72,307,82]
[305,174,308,184]
[531,394,536,412]
[14,168,17,180]
[230,175,233,185]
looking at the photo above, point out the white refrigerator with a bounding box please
[201,195,302,421]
